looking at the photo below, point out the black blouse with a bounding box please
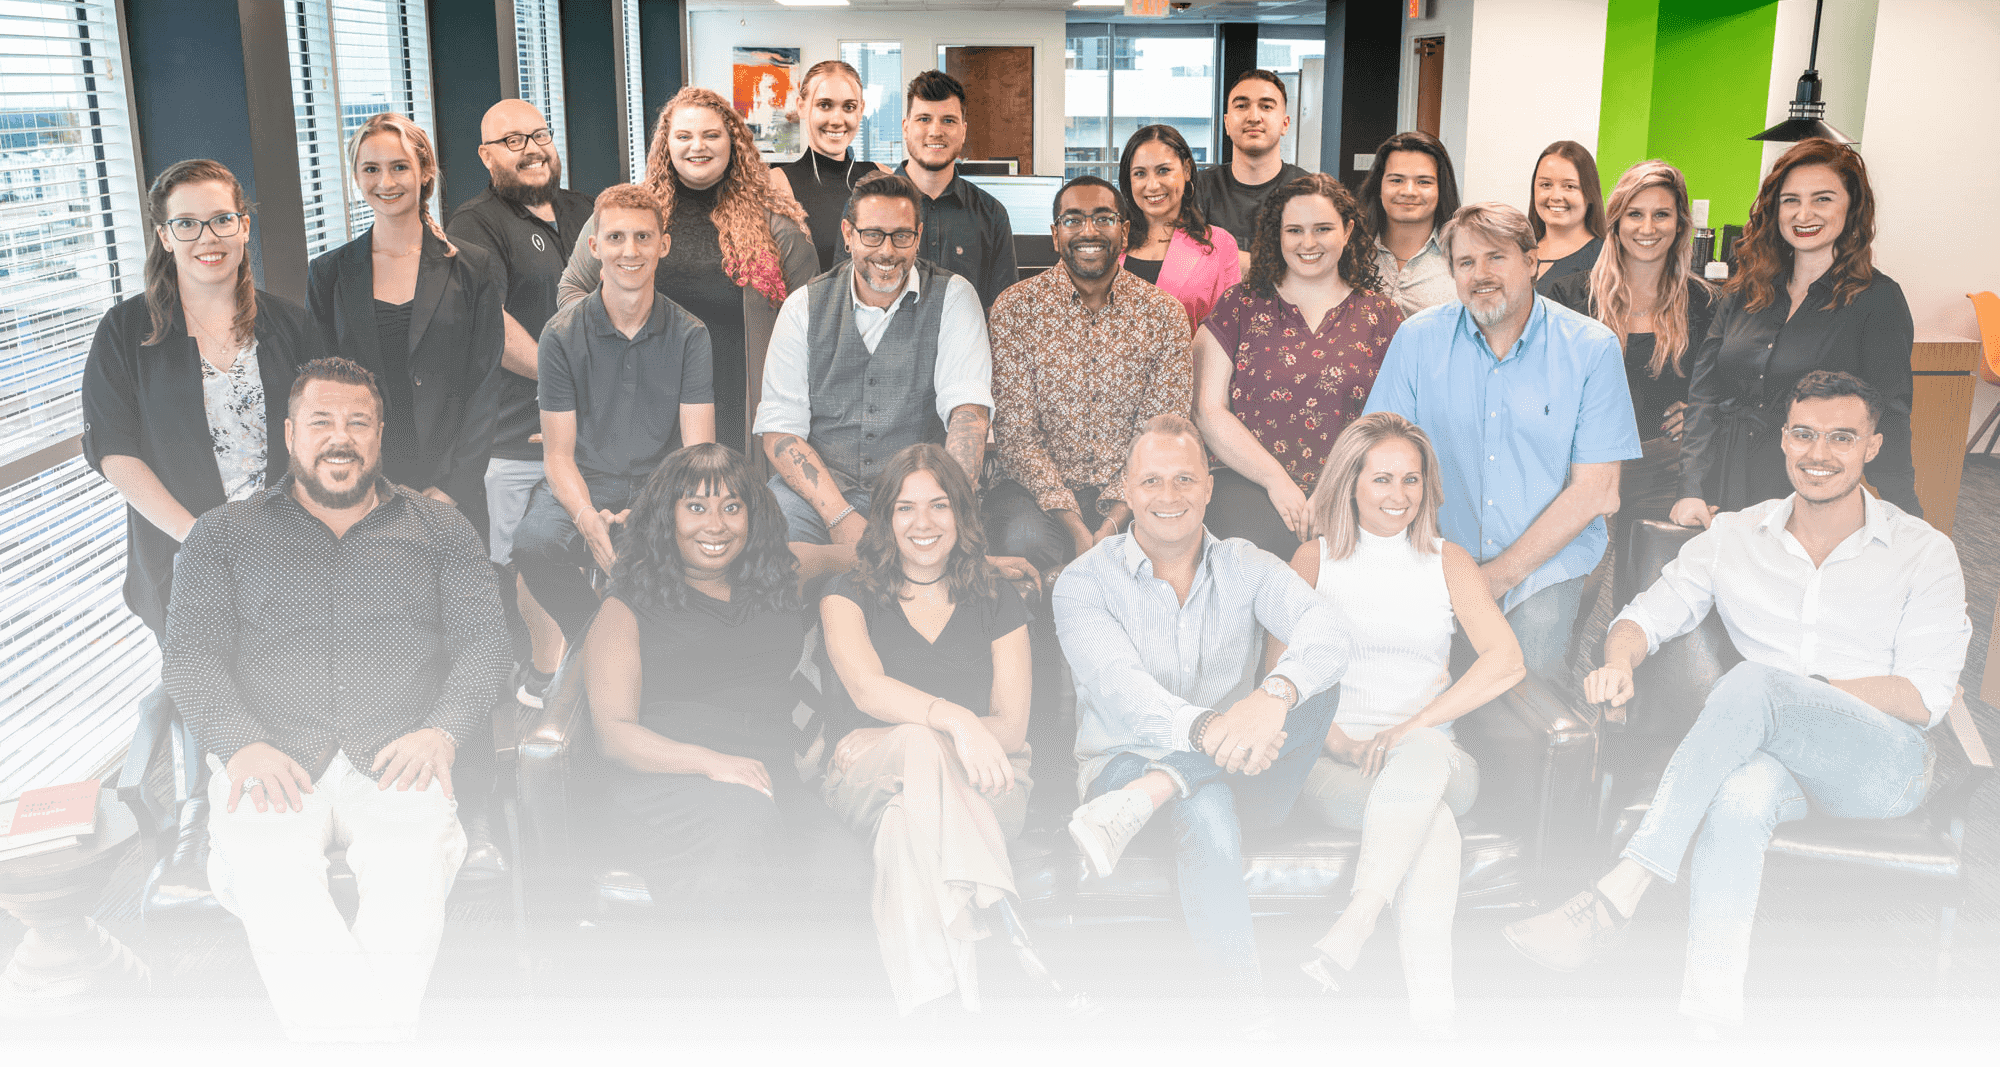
[610,588,808,765]
[1679,268,1918,514]
[774,148,881,272]
[658,181,752,450]
[81,292,318,639]
[369,298,420,488]
[1534,235,1603,296]
[1547,272,1715,436]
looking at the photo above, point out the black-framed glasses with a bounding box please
[482,128,554,153]
[854,228,919,249]
[162,212,247,242]
[1782,425,1864,450]
[1055,212,1124,232]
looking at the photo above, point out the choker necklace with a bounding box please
[902,569,947,586]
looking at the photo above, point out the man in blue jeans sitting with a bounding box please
[1503,371,1972,1031]
[1054,414,1355,1033]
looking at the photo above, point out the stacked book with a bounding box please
[0,779,100,863]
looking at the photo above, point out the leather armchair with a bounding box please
[1602,519,1993,986]
[116,687,524,995]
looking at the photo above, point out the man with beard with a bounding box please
[1363,203,1638,685]
[888,70,1017,310]
[445,98,593,708]
[1192,69,1311,269]
[983,176,1193,578]
[163,357,509,1042]
[754,172,993,545]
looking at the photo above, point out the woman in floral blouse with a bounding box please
[1194,173,1404,556]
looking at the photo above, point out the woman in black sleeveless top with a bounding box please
[583,443,856,906]
[769,59,886,272]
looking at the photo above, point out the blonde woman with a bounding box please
[1270,411,1525,1038]
[769,59,887,271]
[559,87,817,451]
[1547,160,1715,532]
[307,112,505,526]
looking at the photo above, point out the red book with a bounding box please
[3,778,100,842]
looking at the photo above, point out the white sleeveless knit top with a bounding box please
[1313,528,1455,737]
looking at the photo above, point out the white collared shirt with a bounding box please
[751,262,994,438]
[1613,493,1971,726]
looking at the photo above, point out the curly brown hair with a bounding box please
[642,87,808,305]
[849,444,998,611]
[1243,173,1381,298]
[1728,138,1877,314]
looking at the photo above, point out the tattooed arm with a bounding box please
[944,404,990,488]
[763,432,864,543]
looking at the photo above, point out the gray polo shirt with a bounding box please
[537,289,713,479]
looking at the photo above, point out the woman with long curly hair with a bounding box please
[1547,160,1715,537]
[768,59,887,271]
[1116,124,1241,330]
[584,443,856,906]
[559,87,818,451]
[1193,173,1402,557]
[817,443,1034,1014]
[1669,138,1918,524]
[82,159,320,640]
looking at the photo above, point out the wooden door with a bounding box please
[1415,36,1444,137]
[943,45,1035,175]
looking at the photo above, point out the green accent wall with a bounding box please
[1598,0,1778,227]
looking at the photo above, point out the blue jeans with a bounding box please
[1085,688,1343,996]
[1505,573,1587,686]
[1624,661,1932,1024]
[766,475,870,545]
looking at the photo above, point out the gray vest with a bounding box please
[804,259,951,492]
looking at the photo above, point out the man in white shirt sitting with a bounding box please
[1502,370,1972,1030]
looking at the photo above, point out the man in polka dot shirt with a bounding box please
[163,357,510,1041]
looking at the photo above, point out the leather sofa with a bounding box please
[1600,519,1993,985]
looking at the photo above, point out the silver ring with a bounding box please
[1235,744,1250,752]
[241,776,264,793]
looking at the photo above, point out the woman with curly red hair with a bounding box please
[1670,138,1918,524]
[560,87,818,452]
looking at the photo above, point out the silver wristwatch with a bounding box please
[1258,674,1298,710]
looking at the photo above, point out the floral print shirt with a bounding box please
[1202,285,1403,490]
[200,340,268,502]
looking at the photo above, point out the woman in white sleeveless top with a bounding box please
[1266,411,1525,1037]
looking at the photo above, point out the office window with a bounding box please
[1066,25,1214,181]
[286,0,437,260]
[620,0,643,181]
[840,42,902,165]
[513,0,570,178]
[0,0,152,799]
[1064,33,1111,181]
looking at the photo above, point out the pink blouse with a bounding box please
[1122,226,1242,333]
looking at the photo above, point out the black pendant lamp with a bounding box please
[1752,0,1855,143]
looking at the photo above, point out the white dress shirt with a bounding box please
[751,262,994,439]
[1614,493,1971,726]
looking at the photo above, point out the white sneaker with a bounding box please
[1067,789,1156,879]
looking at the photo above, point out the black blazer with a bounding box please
[81,292,317,639]
[306,227,505,509]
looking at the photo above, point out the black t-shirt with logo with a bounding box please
[445,185,595,461]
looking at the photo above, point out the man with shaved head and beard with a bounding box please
[447,98,594,710]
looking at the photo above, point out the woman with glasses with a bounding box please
[306,113,504,531]
[768,60,887,272]
[1547,160,1715,540]
[82,159,321,641]
[1669,138,1919,526]
[1117,124,1241,330]
[1194,174,1402,557]
[560,87,818,453]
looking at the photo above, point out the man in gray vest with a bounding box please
[754,171,994,544]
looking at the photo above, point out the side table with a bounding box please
[0,787,150,1017]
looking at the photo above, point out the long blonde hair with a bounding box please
[143,159,256,347]
[1587,160,1711,380]
[348,111,455,255]
[642,87,807,304]
[1308,412,1445,562]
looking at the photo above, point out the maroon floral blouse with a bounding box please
[1203,285,1404,489]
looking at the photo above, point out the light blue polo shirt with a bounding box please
[1363,295,1640,611]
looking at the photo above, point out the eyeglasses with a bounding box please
[1055,212,1124,232]
[854,228,919,249]
[161,212,247,242]
[1782,426,1865,450]
[482,128,554,153]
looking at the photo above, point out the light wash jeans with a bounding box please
[1623,661,1932,1024]
[1084,688,1342,998]
[767,474,870,546]
[1504,573,1588,687]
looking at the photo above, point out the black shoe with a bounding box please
[515,665,554,709]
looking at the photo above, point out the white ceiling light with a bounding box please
[777,0,850,6]
[1073,0,1126,6]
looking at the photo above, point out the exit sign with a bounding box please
[1408,0,1434,17]
[1127,0,1169,15]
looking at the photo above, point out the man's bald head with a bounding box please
[481,98,547,143]
[478,99,561,204]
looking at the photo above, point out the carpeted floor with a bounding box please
[5,462,1997,1058]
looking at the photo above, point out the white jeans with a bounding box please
[205,751,466,1041]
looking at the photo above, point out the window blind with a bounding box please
[512,0,570,176]
[620,0,643,182]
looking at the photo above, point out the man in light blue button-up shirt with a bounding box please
[1054,415,1354,1011]
[1364,203,1639,683]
